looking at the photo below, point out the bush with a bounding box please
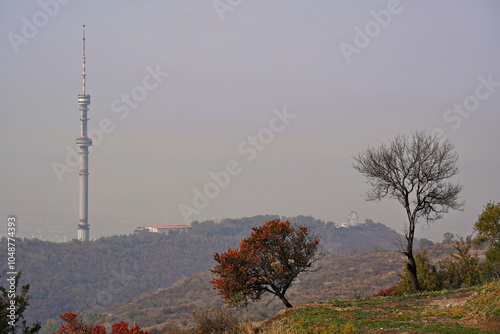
[259,319,297,334]
[438,258,462,290]
[393,251,442,295]
[54,312,149,334]
[439,236,481,288]
[419,238,434,248]
[473,202,500,280]
[372,285,396,297]
[340,322,359,334]
[0,272,41,334]
[394,238,484,296]
[191,306,244,334]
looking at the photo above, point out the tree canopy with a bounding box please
[474,202,500,278]
[210,219,320,308]
[54,312,149,334]
[442,232,455,244]
[0,272,41,334]
[474,202,500,245]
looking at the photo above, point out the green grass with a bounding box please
[290,305,485,334]
[468,281,500,317]
[262,283,500,334]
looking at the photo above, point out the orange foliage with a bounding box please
[54,312,149,334]
[372,285,396,297]
[210,219,320,308]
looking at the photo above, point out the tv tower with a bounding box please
[76,25,92,241]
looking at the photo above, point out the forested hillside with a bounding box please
[106,244,459,331]
[1,215,402,326]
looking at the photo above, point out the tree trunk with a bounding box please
[276,293,293,308]
[404,215,421,293]
[405,252,421,293]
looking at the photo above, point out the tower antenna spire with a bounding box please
[82,24,86,95]
[76,24,92,242]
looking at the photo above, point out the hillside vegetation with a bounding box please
[260,281,500,334]
[106,244,459,330]
[0,215,402,325]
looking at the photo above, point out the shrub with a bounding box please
[439,236,481,288]
[191,306,243,334]
[473,202,500,280]
[393,251,442,295]
[394,237,484,295]
[372,285,396,297]
[438,258,462,289]
[259,319,297,334]
[54,312,149,334]
[340,322,359,334]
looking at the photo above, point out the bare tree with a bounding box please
[442,232,455,244]
[352,131,463,293]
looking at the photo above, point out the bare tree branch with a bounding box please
[352,131,464,293]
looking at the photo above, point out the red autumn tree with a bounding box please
[110,322,148,334]
[210,219,320,308]
[54,312,148,334]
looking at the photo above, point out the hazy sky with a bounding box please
[1,0,499,242]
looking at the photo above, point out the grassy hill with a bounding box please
[259,282,500,334]
[105,244,460,331]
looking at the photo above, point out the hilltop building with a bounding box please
[335,211,360,228]
[135,225,191,234]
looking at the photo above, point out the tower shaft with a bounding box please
[76,25,92,241]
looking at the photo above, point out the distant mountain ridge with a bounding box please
[1,215,403,326]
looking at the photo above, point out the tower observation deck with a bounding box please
[77,25,92,241]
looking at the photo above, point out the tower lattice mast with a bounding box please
[76,24,92,241]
